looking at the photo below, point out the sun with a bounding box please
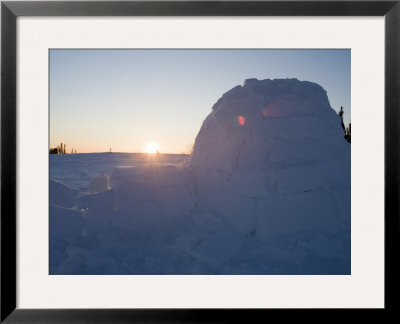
[145,141,160,154]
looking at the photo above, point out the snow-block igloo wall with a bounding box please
[187,78,351,241]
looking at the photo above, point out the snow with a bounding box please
[49,179,78,208]
[49,78,350,275]
[49,206,84,241]
[89,173,109,193]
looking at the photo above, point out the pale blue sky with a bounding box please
[50,49,350,153]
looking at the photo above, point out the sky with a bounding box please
[49,49,351,154]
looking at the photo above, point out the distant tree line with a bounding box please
[49,142,77,154]
[338,107,351,143]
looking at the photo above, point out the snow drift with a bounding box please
[50,78,351,275]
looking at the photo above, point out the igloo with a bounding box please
[187,78,351,239]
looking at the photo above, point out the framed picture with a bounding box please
[1,0,399,322]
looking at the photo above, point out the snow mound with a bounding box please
[49,179,78,208]
[90,173,110,193]
[188,78,350,238]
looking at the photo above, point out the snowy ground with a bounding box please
[50,153,350,275]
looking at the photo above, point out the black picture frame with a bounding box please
[1,0,399,322]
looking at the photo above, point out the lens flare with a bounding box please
[238,115,246,126]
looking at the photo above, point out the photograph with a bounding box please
[3,0,399,321]
[49,49,351,275]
